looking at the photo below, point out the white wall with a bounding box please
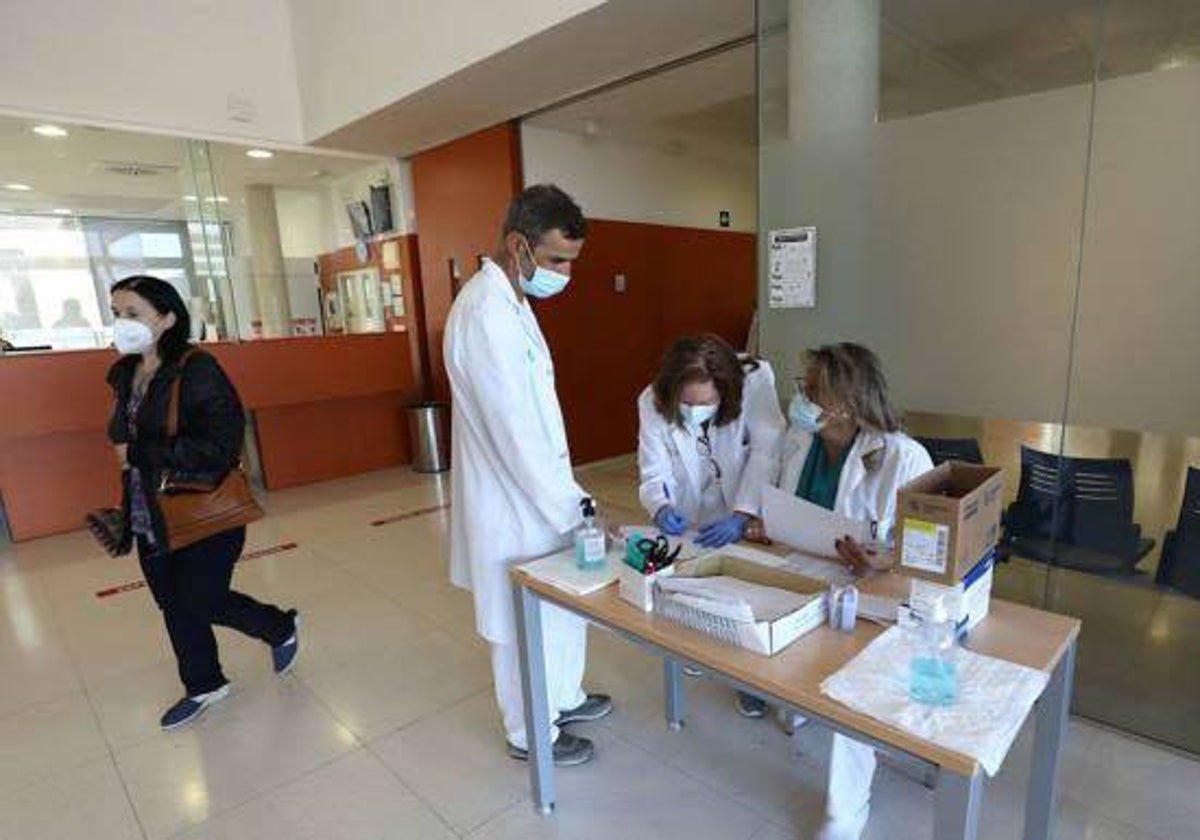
[761,63,1200,438]
[0,0,304,144]
[287,0,605,141]
[521,125,756,232]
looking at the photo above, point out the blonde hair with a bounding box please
[805,343,902,433]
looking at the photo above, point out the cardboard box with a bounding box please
[907,551,995,636]
[618,561,675,612]
[654,555,828,655]
[895,461,1004,585]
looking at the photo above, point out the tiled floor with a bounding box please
[0,458,1196,840]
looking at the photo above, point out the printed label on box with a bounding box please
[902,518,951,573]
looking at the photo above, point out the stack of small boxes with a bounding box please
[893,462,1006,636]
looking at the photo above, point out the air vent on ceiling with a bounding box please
[93,160,180,178]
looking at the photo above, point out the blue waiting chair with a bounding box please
[1003,446,1155,576]
[915,436,984,466]
[1156,467,1200,598]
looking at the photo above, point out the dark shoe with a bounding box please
[507,732,595,767]
[735,691,767,719]
[272,610,300,675]
[555,694,612,727]
[160,684,230,730]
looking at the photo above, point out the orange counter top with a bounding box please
[0,333,420,541]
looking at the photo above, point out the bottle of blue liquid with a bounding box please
[574,497,606,570]
[909,598,958,706]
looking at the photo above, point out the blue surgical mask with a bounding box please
[519,239,570,299]
[680,402,719,430]
[788,392,826,433]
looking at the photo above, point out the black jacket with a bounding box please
[107,350,245,547]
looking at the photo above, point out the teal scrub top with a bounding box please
[795,437,854,511]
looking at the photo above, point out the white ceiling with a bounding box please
[0,116,386,220]
[525,0,1200,158]
[314,0,757,156]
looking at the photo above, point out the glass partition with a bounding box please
[0,114,410,350]
[755,0,1200,754]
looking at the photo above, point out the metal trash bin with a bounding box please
[407,402,450,473]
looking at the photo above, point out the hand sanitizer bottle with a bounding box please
[575,497,606,570]
[909,597,958,706]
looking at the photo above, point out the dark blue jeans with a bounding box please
[138,527,293,696]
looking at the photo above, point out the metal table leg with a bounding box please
[513,580,555,814]
[934,766,984,840]
[1024,639,1076,840]
[664,658,686,731]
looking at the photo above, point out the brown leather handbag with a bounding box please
[155,352,264,551]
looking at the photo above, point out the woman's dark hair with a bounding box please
[653,334,746,428]
[503,183,587,244]
[110,275,192,363]
[805,342,902,433]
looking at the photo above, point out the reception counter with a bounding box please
[0,333,420,541]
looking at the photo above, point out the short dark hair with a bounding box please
[110,275,192,363]
[653,334,746,428]
[503,184,587,245]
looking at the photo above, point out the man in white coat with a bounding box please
[444,184,610,767]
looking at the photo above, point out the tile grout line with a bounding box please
[24,559,153,840]
[287,666,471,839]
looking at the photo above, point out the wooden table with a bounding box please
[510,553,1079,840]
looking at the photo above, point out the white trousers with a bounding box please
[490,600,588,750]
[823,735,876,838]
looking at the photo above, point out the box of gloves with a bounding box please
[904,550,996,636]
[653,555,827,655]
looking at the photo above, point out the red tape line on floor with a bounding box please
[369,503,450,527]
[95,541,299,599]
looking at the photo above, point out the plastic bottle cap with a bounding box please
[580,497,596,517]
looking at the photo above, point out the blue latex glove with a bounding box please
[654,505,689,536]
[696,513,751,548]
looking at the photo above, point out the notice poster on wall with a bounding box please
[767,227,817,309]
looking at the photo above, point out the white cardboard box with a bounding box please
[618,561,675,612]
[907,552,995,635]
[655,554,828,655]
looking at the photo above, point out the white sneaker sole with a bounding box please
[161,684,230,731]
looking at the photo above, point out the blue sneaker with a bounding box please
[272,610,300,675]
[160,684,230,731]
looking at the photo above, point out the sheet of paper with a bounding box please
[762,484,871,560]
[767,226,816,309]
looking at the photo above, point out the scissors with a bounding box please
[635,535,681,575]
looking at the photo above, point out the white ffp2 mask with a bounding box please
[112,318,155,355]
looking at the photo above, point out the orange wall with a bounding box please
[316,233,428,394]
[536,219,756,464]
[411,122,522,399]
[0,334,419,540]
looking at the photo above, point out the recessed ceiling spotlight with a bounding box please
[246,148,274,159]
[51,208,72,215]
[33,124,69,138]
[4,183,33,192]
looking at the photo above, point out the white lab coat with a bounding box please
[637,359,785,524]
[445,258,586,644]
[778,427,932,547]
[779,426,933,837]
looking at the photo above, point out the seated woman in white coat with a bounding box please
[778,343,933,840]
[637,333,786,715]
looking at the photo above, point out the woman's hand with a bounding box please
[834,535,877,577]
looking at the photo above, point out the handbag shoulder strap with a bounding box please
[166,348,201,439]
